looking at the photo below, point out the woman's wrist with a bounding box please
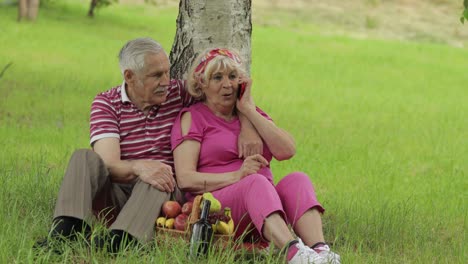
[239,106,257,119]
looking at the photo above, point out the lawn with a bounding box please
[0,1,466,263]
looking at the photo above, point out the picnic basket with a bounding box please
[155,195,233,245]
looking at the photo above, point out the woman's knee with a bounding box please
[276,172,314,195]
[242,174,273,191]
[279,171,312,186]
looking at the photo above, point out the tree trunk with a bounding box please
[27,0,40,21]
[17,0,28,21]
[88,0,98,18]
[169,0,252,80]
[18,0,40,21]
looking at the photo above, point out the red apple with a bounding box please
[181,201,193,215]
[174,213,188,231]
[162,201,181,218]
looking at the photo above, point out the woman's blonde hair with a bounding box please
[187,48,247,100]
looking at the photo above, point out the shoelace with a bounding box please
[296,239,322,262]
[314,244,331,253]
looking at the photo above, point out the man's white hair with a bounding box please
[118,37,164,75]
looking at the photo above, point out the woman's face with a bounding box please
[203,67,240,109]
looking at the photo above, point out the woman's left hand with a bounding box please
[236,76,256,115]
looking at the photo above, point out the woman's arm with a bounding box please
[173,112,268,193]
[237,113,263,158]
[236,79,296,161]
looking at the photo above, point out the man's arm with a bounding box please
[93,138,176,192]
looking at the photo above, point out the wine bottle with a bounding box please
[189,199,213,258]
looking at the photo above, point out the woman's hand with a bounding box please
[237,154,269,178]
[238,126,263,158]
[236,76,256,115]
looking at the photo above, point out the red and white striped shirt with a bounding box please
[90,79,192,166]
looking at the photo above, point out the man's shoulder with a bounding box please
[91,85,123,112]
[95,85,121,100]
[168,79,184,94]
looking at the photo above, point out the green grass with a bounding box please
[0,1,467,263]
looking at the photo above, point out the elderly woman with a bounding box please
[171,48,340,264]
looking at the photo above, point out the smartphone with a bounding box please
[237,82,246,99]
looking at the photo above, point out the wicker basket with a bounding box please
[155,195,233,244]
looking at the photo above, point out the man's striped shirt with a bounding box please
[90,79,192,166]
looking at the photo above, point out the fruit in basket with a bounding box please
[165,218,175,229]
[181,201,193,215]
[216,220,233,235]
[174,213,188,231]
[224,207,235,234]
[162,201,182,218]
[201,192,221,213]
[156,217,166,227]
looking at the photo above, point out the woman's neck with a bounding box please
[203,102,236,121]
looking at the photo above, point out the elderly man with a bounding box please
[35,37,261,252]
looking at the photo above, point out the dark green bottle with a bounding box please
[189,199,213,258]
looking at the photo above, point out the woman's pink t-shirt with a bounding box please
[171,103,274,186]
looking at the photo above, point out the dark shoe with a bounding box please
[91,229,139,253]
[33,237,64,255]
[51,216,91,239]
[108,229,139,253]
[34,216,91,254]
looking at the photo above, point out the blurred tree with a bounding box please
[169,0,252,79]
[18,0,40,21]
[461,0,468,24]
[88,0,118,18]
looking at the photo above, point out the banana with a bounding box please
[224,207,235,234]
[165,218,175,229]
[216,220,232,235]
[156,217,167,227]
[227,218,234,234]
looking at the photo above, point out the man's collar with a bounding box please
[121,80,131,103]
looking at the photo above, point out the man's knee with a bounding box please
[70,149,100,162]
[132,180,171,200]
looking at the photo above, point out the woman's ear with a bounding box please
[197,74,205,86]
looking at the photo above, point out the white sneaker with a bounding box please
[288,239,328,264]
[314,244,341,264]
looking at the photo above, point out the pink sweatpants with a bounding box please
[210,172,324,240]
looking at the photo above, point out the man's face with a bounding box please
[130,52,171,107]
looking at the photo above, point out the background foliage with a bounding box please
[0,0,466,263]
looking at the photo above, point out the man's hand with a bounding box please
[133,160,175,192]
[237,154,269,177]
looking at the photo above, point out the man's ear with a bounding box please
[124,69,135,85]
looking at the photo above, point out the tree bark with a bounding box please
[27,0,40,21]
[169,0,252,80]
[17,0,40,21]
[88,0,98,18]
[17,0,28,21]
